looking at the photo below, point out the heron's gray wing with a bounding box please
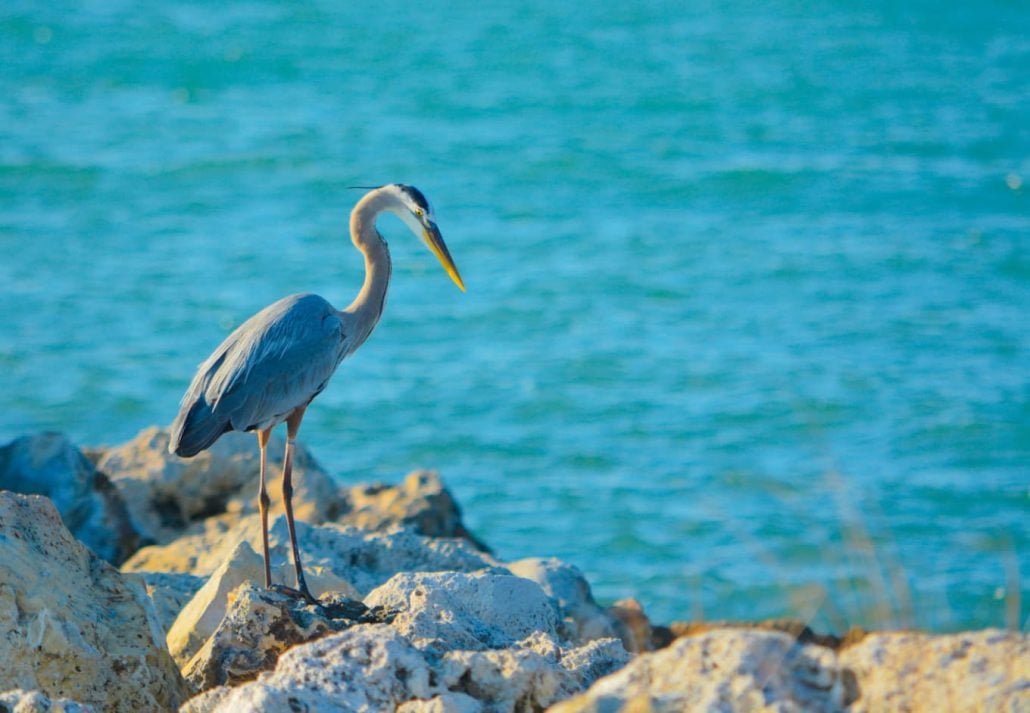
[201,293,348,432]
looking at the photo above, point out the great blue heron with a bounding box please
[168,183,464,603]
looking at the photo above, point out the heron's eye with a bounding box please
[414,208,424,218]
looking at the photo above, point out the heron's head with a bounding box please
[383,183,465,292]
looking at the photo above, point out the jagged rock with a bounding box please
[182,582,390,693]
[178,568,627,711]
[123,515,501,595]
[364,571,628,711]
[553,627,1030,713]
[551,628,848,712]
[166,539,359,666]
[365,571,561,654]
[508,558,620,647]
[0,689,95,713]
[182,621,628,713]
[0,493,189,713]
[95,427,344,545]
[342,470,489,550]
[440,636,629,712]
[839,629,1029,712]
[129,571,205,634]
[187,625,435,712]
[0,433,139,564]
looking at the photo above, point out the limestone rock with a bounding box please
[553,626,1030,713]
[123,515,500,595]
[0,689,95,713]
[508,557,620,647]
[365,571,561,654]
[0,493,189,713]
[0,433,139,564]
[96,427,343,544]
[182,582,391,693]
[440,637,629,712]
[342,470,489,550]
[363,571,628,711]
[129,571,204,635]
[191,624,435,713]
[182,621,628,713]
[166,539,359,666]
[550,629,849,713]
[396,693,482,713]
[839,629,1029,712]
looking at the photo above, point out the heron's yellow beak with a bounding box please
[424,222,465,292]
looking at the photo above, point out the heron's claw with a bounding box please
[269,583,321,607]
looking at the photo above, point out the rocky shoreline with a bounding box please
[1,428,1026,712]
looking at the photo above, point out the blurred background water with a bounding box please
[1,1,1027,631]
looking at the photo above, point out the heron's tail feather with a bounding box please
[168,396,231,458]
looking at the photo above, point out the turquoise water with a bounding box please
[2,2,1028,631]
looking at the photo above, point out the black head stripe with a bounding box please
[398,184,430,212]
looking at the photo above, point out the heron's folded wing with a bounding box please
[202,294,348,432]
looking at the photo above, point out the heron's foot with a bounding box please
[269,583,321,607]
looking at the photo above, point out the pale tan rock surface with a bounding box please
[551,626,1030,713]
[124,514,500,594]
[0,433,139,564]
[342,470,489,550]
[0,493,189,713]
[839,629,1029,712]
[550,629,851,713]
[96,427,343,545]
[166,539,359,666]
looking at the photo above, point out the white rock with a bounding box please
[365,571,561,654]
[199,625,435,713]
[440,639,628,712]
[508,558,620,646]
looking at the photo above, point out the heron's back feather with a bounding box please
[168,293,349,456]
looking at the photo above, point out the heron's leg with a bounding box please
[278,405,317,604]
[257,429,273,589]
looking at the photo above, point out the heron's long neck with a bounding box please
[343,193,393,345]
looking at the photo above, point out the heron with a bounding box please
[168,183,464,604]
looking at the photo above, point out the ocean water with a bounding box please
[1,1,1027,631]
